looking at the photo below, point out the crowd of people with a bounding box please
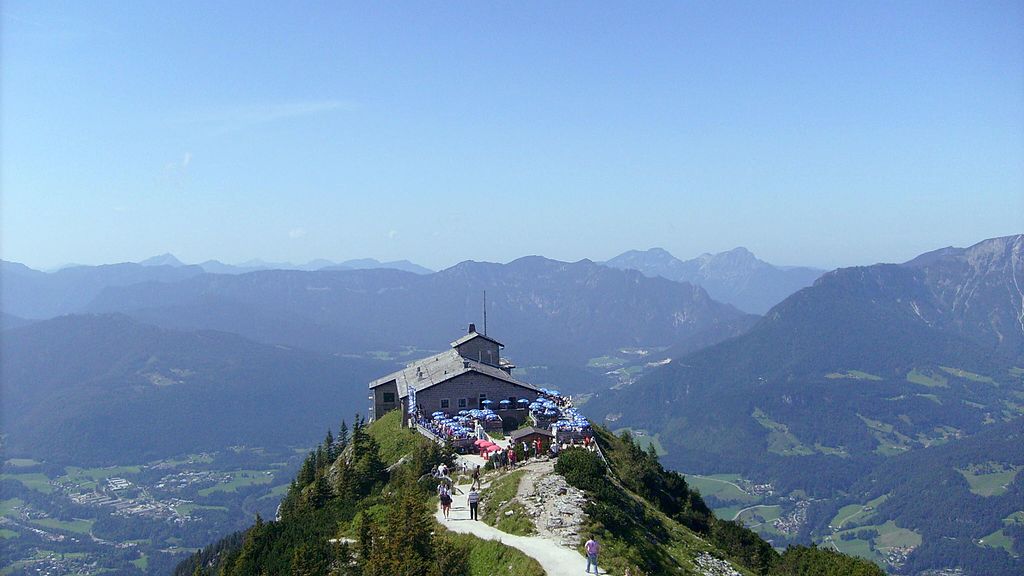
[416,409,503,450]
[529,389,593,442]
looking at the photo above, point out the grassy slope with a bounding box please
[580,427,759,576]
[480,469,535,536]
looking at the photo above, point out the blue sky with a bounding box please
[3,1,1022,271]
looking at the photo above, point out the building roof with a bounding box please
[369,348,538,399]
[450,330,504,349]
[509,427,554,441]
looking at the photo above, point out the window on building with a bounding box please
[383,392,396,403]
[440,398,450,409]
[479,393,487,403]
[458,398,467,408]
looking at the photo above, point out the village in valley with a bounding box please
[0,449,304,575]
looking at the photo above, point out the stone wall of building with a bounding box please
[412,371,538,415]
[455,338,500,365]
[372,380,399,421]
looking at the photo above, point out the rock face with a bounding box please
[693,552,743,576]
[516,460,588,548]
[900,234,1024,355]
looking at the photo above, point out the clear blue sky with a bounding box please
[3,1,1022,271]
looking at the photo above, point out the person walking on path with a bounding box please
[438,483,453,520]
[471,465,481,489]
[585,535,600,574]
[468,487,480,520]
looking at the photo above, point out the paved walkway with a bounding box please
[436,471,604,575]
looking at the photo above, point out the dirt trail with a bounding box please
[438,459,602,575]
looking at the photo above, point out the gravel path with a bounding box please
[437,463,604,575]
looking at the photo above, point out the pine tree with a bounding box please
[338,420,349,454]
[325,429,336,461]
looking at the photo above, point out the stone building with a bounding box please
[369,324,541,425]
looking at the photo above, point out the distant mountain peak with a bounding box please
[605,246,824,314]
[139,253,185,267]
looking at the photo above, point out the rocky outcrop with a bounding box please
[515,460,588,548]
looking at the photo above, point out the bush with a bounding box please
[553,448,606,491]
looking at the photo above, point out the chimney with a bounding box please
[468,323,476,334]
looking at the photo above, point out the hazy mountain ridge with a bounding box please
[132,252,435,274]
[604,246,824,314]
[81,256,755,365]
[0,260,206,319]
[0,313,392,465]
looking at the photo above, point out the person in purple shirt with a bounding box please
[585,535,600,574]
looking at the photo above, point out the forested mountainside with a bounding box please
[1,314,391,465]
[177,411,882,576]
[604,247,824,314]
[587,234,1024,575]
[77,255,755,365]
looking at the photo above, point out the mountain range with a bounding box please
[3,236,1022,574]
[588,234,1024,574]
[136,253,435,275]
[2,256,754,367]
[604,246,825,314]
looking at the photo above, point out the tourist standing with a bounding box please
[438,483,452,520]
[585,535,600,574]
[468,487,479,520]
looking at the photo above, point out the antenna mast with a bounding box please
[483,290,487,336]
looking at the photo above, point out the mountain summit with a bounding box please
[604,247,824,314]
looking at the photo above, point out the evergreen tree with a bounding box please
[325,429,336,461]
[338,420,349,454]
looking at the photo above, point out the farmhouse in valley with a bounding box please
[369,324,542,424]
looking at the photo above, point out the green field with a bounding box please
[175,503,229,516]
[58,465,142,491]
[940,366,994,383]
[132,552,149,570]
[826,370,883,381]
[831,519,919,564]
[753,408,814,456]
[873,520,922,548]
[158,453,215,467]
[958,464,1022,497]
[0,498,25,518]
[831,535,884,564]
[686,473,759,506]
[978,528,1014,554]
[735,504,781,526]
[197,470,274,496]
[30,517,94,535]
[63,465,141,481]
[0,472,53,494]
[3,458,41,468]
[258,483,291,501]
[906,368,949,388]
[614,428,667,456]
[0,529,18,539]
[859,415,912,456]
[588,355,627,368]
[830,494,888,529]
